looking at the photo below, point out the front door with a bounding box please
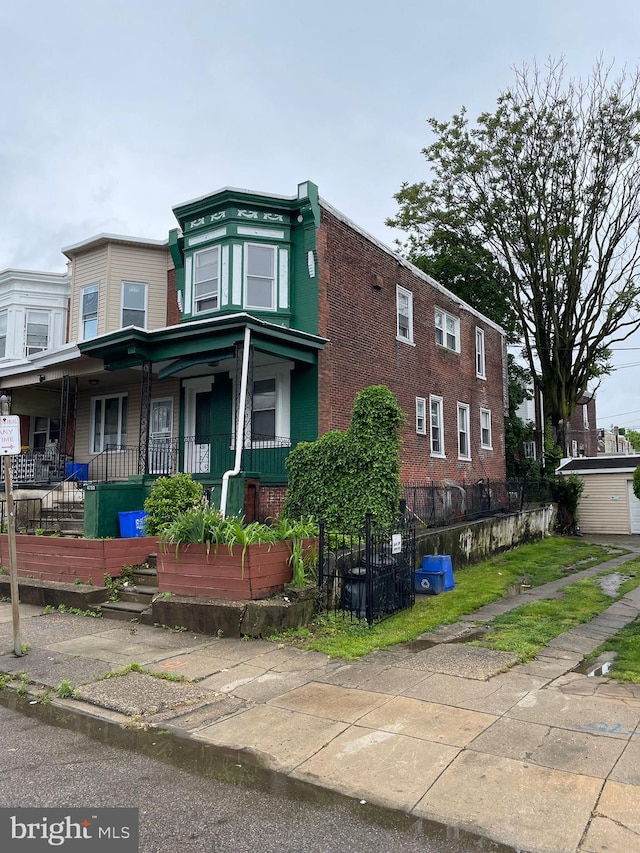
[149,398,173,474]
[183,378,213,474]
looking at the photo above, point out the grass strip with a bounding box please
[474,563,640,662]
[275,537,616,659]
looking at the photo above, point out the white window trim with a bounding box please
[476,327,486,378]
[480,407,493,449]
[89,393,128,454]
[193,246,220,314]
[232,362,293,447]
[396,285,414,345]
[415,397,426,435]
[80,283,99,341]
[121,280,148,329]
[244,242,277,311]
[457,402,471,460]
[435,308,460,352]
[430,395,445,457]
[25,309,50,356]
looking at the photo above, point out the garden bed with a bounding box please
[0,535,157,585]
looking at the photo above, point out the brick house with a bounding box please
[0,181,507,529]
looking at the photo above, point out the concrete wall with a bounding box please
[416,505,557,568]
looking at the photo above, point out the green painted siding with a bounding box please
[291,364,318,442]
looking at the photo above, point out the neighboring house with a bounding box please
[557,455,640,534]
[598,427,635,455]
[0,267,70,458]
[565,395,598,458]
[517,390,599,462]
[0,181,507,529]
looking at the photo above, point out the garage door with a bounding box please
[628,480,640,533]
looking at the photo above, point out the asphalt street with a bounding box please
[0,704,504,853]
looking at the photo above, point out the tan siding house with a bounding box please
[558,456,640,535]
[63,235,169,341]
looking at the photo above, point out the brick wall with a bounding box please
[317,207,506,484]
[166,267,181,327]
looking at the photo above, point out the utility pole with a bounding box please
[0,394,22,656]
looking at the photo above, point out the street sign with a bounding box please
[0,416,20,456]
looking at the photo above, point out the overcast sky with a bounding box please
[3,0,640,430]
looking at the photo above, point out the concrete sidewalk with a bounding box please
[1,543,640,853]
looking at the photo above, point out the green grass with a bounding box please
[274,537,615,659]
[476,562,640,662]
[584,617,640,683]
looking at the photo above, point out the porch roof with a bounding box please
[77,313,327,372]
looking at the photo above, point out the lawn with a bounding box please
[274,536,618,659]
[473,564,640,662]
[584,614,640,682]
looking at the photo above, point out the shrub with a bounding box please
[284,385,404,531]
[144,473,204,536]
[633,465,640,501]
[550,473,584,534]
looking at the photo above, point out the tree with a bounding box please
[622,428,640,451]
[388,59,640,455]
[409,226,519,342]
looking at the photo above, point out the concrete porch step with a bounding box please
[98,600,152,622]
[119,585,158,604]
[132,567,158,587]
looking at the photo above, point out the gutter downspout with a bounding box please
[220,326,251,518]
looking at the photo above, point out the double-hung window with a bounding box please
[25,311,49,355]
[121,281,147,328]
[476,328,486,377]
[396,286,414,343]
[252,378,277,441]
[435,309,459,351]
[81,284,99,340]
[480,408,492,449]
[194,247,219,313]
[415,397,426,435]
[457,402,471,459]
[91,394,128,453]
[430,395,444,456]
[245,244,276,310]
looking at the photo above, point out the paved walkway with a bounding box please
[1,538,640,853]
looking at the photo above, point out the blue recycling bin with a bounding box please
[65,462,89,481]
[118,510,148,538]
[421,555,455,591]
[414,568,446,595]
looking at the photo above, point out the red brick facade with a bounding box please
[316,207,507,484]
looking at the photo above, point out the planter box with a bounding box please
[0,534,156,585]
[157,541,297,601]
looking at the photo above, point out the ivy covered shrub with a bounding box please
[144,473,204,536]
[284,385,405,531]
[633,465,640,501]
[550,473,584,535]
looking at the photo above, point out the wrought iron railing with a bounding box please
[401,478,553,528]
[86,434,300,483]
[317,514,416,626]
[0,475,85,535]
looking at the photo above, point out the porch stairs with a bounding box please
[40,504,85,537]
[95,557,158,625]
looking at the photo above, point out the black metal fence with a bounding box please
[401,478,553,528]
[317,514,416,626]
[0,476,85,535]
[87,434,299,482]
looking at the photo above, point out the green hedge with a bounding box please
[284,385,404,531]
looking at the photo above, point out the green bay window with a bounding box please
[194,247,219,313]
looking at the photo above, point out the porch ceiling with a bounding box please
[78,314,327,373]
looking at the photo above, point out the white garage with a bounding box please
[557,456,640,535]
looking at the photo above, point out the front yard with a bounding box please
[275,537,638,661]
